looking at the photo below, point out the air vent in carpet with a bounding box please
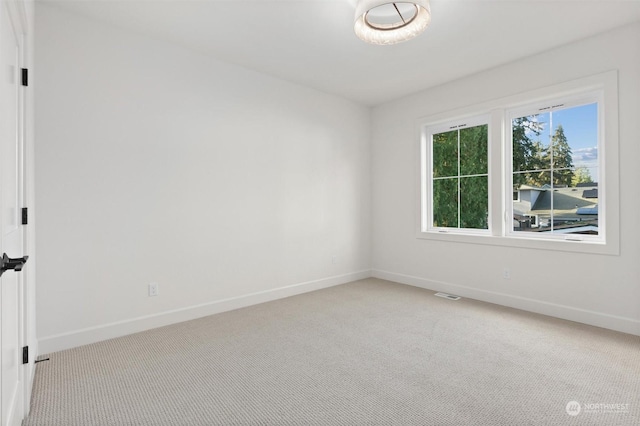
[434,292,461,301]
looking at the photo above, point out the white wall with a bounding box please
[35,4,371,353]
[371,23,640,335]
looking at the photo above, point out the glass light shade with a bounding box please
[354,0,431,45]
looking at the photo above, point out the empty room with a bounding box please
[1,0,639,425]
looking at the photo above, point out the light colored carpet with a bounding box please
[24,278,640,425]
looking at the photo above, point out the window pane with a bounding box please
[512,171,551,232]
[460,176,488,229]
[574,179,599,235]
[430,120,489,231]
[550,126,573,183]
[512,113,548,173]
[511,102,600,237]
[433,178,458,227]
[551,173,599,236]
[432,130,458,178]
[460,125,488,176]
[551,104,599,235]
[554,103,599,184]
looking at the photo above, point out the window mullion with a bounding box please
[549,110,554,232]
[457,128,461,229]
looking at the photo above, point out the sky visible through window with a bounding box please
[547,103,598,181]
[529,103,598,182]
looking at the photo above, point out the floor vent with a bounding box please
[434,292,461,301]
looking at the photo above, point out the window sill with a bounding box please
[416,231,618,256]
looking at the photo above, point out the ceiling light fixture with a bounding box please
[354,0,431,45]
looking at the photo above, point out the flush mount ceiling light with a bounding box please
[354,0,431,45]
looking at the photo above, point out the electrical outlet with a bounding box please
[503,268,511,279]
[332,255,338,264]
[148,283,159,297]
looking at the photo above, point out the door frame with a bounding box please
[17,0,36,418]
[1,0,35,424]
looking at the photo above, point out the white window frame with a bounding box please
[417,71,619,255]
[422,114,491,235]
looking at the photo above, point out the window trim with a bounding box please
[416,71,619,256]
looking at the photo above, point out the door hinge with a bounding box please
[21,68,28,87]
[22,207,28,225]
[22,346,29,364]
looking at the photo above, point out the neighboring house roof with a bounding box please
[514,185,598,220]
[531,187,596,212]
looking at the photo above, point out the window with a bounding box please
[418,71,618,254]
[426,116,489,233]
[508,99,601,240]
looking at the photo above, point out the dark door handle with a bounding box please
[0,253,29,277]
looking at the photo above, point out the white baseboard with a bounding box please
[372,269,640,336]
[38,270,371,354]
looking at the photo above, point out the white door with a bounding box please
[1,1,27,425]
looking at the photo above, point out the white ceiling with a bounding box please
[43,0,640,105]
